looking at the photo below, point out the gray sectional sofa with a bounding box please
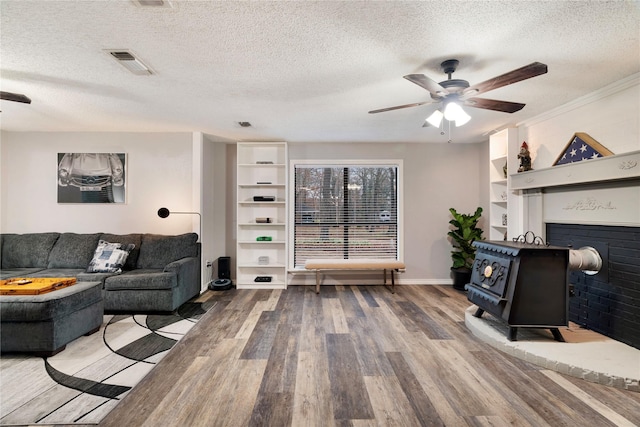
[0,232,201,312]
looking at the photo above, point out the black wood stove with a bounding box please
[466,240,570,342]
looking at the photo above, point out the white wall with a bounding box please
[519,74,640,168]
[0,131,487,285]
[514,74,639,237]
[202,136,231,285]
[0,132,196,234]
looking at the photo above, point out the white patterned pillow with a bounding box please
[86,240,135,274]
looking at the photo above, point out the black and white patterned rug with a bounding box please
[0,300,214,425]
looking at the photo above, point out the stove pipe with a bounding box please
[568,246,602,275]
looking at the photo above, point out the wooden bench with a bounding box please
[304,258,406,294]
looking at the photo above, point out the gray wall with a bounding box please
[286,141,486,283]
[1,131,487,285]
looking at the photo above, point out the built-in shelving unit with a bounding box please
[236,142,288,289]
[489,128,518,240]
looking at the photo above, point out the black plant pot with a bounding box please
[451,267,471,291]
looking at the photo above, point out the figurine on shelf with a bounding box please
[517,141,533,172]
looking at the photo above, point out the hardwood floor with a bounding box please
[96,285,640,427]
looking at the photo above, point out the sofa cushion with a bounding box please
[104,269,177,291]
[47,233,101,269]
[86,240,135,274]
[0,268,46,280]
[1,233,60,269]
[99,233,142,271]
[76,271,117,285]
[29,268,87,279]
[136,233,198,269]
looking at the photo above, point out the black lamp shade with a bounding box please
[157,207,170,218]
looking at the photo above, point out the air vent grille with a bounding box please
[131,0,173,7]
[110,51,136,61]
[106,50,152,76]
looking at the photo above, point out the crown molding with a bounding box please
[518,72,640,128]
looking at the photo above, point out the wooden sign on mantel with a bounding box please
[553,132,614,166]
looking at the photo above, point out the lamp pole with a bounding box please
[157,208,202,242]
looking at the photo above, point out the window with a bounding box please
[290,161,402,269]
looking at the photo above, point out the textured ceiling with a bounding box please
[1,0,638,143]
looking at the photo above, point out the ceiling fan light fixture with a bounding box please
[426,110,443,127]
[443,101,471,127]
[455,110,471,127]
[443,101,462,121]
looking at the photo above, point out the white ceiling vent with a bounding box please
[131,0,173,7]
[106,50,153,76]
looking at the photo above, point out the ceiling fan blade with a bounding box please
[464,98,526,113]
[0,91,32,104]
[403,74,448,96]
[464,62,548,97]
[368,101,428,114]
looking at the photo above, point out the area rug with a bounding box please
[0,300,215,425]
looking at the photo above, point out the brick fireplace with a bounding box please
[546,223,640,349]
[511,150,640,350]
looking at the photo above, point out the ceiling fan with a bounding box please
[369,59,548,127]
[0,91,32,104]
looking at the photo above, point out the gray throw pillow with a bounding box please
[87,240,135,273]
[99,233,142,271]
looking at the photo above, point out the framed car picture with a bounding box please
[57,153,127,203]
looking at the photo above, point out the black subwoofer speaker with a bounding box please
[218,256,231,279]
[209,256,233,291]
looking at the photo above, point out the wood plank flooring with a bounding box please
[90,285,640,427]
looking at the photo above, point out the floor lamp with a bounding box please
[157,207,201,242]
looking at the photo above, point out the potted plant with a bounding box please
[448,207,484,291]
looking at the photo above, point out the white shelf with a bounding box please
[238,163,286,166]
[234,282,287,289]
[236,142,288,289]
[238,222,285,226]
[488,128,518,240]
[238,240,286,244]
[238,184,285,188]
[238,200,286,204]
[490,155,508,167]
[238,263,286,268]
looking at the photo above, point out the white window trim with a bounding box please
[288,159,404,271]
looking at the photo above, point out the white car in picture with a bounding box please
[58,153,124,191]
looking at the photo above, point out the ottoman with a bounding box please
[0,281,103,356]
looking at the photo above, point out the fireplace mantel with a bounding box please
[510,150,640,234]
[511,150,640,191]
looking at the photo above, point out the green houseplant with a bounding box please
[448,207,484,290]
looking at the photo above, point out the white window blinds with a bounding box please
[293,164,400,268]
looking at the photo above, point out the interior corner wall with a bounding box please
[288,141,485,284]
[201,136,230,285]
[226,144,237,279]
[0,132,196,235]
